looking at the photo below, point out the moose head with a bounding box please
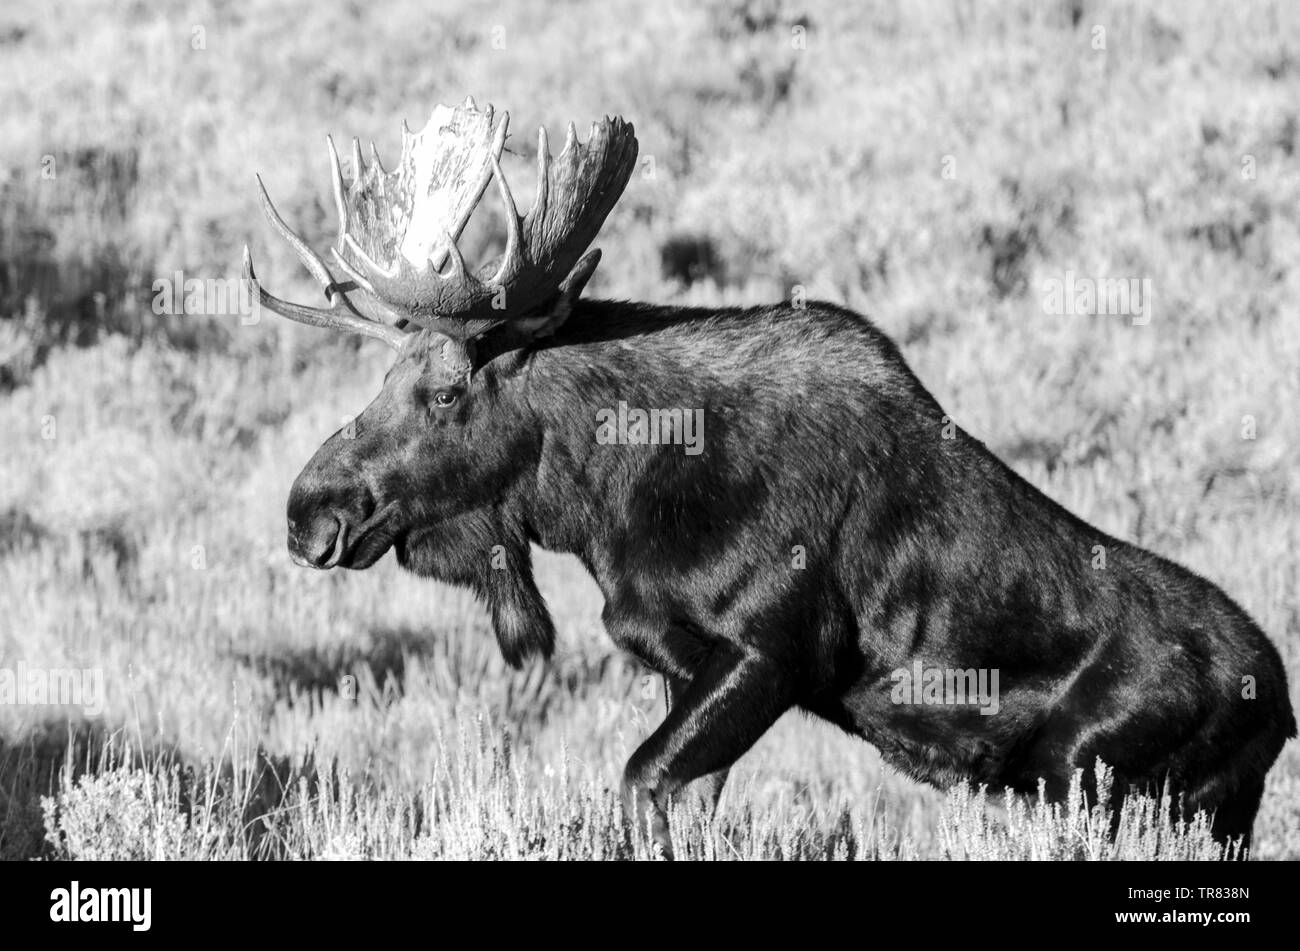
[244,98,637,663]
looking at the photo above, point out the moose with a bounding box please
[243,98,1295,857]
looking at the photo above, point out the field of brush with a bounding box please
[0,0,1297,859]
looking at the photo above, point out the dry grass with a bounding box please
[35,731,1236,860]
[1,0,1298,859]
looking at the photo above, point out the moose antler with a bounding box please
[244,97,638,348]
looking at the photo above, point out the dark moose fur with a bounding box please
[287,297,1296,855]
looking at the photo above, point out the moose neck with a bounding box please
[491,298,731,575]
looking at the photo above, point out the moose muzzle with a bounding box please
[287,512,348,569]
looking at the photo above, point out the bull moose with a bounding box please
[243,98,1295,857]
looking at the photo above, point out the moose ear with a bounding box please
[502,248,602,344]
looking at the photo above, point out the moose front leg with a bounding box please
[664,674,731,811]
[623,647,791,858]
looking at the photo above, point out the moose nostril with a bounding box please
[288,515,342,569]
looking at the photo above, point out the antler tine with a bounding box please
[326,136,349,242]
[329,246,379,296]
[489,151,525,287]
[351,137,365,179]
[530,125,550,223]
[242,245,406,348]
[255,174,337,301]
[341,233,404,287]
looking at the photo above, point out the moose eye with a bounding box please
[432,390,458,409]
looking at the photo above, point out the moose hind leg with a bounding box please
[1208,778,1265,858]
[623,647,791,859]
